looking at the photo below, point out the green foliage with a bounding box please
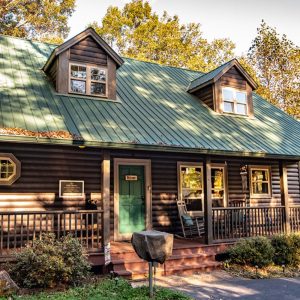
[271,234,300,266]
[4,278,190,300]
[248,20,300,118]
[227,236,274,268]
[91,0,235,72]
[0,0,75,43]
[8,233,90,288]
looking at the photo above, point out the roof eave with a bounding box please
[1,135,299,161]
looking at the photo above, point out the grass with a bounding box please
[4,278,191,300]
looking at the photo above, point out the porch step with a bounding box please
[111,239,229,279]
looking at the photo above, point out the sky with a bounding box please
[68,0,300,56]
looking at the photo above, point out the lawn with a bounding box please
[5,278,191,300]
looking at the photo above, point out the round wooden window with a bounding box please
[0,153,21,185]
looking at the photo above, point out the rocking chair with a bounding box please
[177,200,205,238]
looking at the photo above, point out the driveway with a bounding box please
[132,271,300,299]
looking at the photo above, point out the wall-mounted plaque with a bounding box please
[125,175,138,181]
[59,180,84,198]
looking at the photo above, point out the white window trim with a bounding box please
[68,62,108,97]
[0,154,21,185]
[249,165,272,198]
[177,162,204,216]
[222,86,248,116]
[211,163,228,208]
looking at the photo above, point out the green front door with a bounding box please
[119,165,146,235]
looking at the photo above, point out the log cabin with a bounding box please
[0,28,300,275]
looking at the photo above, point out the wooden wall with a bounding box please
[70,36,108,66]
[0,142,102,211]
[287,161,300,205]
[219,66,246,90]
[1,142,299,235]
[193,85,214,109]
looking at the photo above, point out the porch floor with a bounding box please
[110,238,232,279]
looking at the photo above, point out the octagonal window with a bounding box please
[0,154,21,185]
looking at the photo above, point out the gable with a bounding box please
[70,36,108,66]
[219,66,247,90]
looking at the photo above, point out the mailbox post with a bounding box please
[131,230,174,298]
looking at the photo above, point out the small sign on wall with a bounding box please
[125,175,138,181]
[59,180,84,198]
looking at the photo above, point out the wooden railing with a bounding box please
[0,210,103,255]
[290,206,300,232]
[212,206,285,242]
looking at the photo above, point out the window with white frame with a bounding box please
[222,87,247,115]
[0,154,20,185]
[178,163,204,214]
[69,63,107,97]
[250,166,271,197]
[211,166,226,207]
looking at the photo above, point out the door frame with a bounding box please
[114,158,152,241]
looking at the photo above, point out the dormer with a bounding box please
[43,28,124,100]
[187,59,258,117]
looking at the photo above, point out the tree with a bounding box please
[91,0,235,72]
[248,20,300,118]
[0,0,76,43]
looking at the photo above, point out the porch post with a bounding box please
[101,151,111,247]
[280,161,290,234]
[204,156,213,244]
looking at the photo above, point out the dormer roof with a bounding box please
[187,59,258,93]
[43,27,124,72]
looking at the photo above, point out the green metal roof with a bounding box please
[0,35,300,159]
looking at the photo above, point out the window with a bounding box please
[250,166,271,197]
[0,154,21,185]
[178,163,204,215]
[211,165,226,207]
[222,87,247,115]
[69,63,107,97]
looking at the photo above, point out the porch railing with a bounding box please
[212,206,285,242]
[0,210,103,256]
[290,206,300,232]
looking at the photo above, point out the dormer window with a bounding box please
[69,63,107,97]
[222,87,247,115]
[43,28,124,100]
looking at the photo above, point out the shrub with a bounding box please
[8,233,90,288]
[227,236,274,268]
[271,233,300,266]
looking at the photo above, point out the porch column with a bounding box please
[280,161,290,233]
[101,151,111,247]
[204,156,213,244]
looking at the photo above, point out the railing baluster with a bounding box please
[7,214,10,251]
[0,215,3,255]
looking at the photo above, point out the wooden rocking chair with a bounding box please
[177,200,205,238]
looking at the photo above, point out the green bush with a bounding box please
[271,233,300,266]
[227,236,274,267]
[8,233,90,288]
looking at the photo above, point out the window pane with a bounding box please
[224,101,234,113]
[91,82,106,95]
[181,166,202,211]
[211,168,224,189]
[237,103,247,115]
[211,168,224,207]
[0,159,14,179]
[70,65,86,79]
[91,68,106,81]
[222,88,234,101]
[236,91,247,103]
[251,169,269,194]
[70,80,86,94]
